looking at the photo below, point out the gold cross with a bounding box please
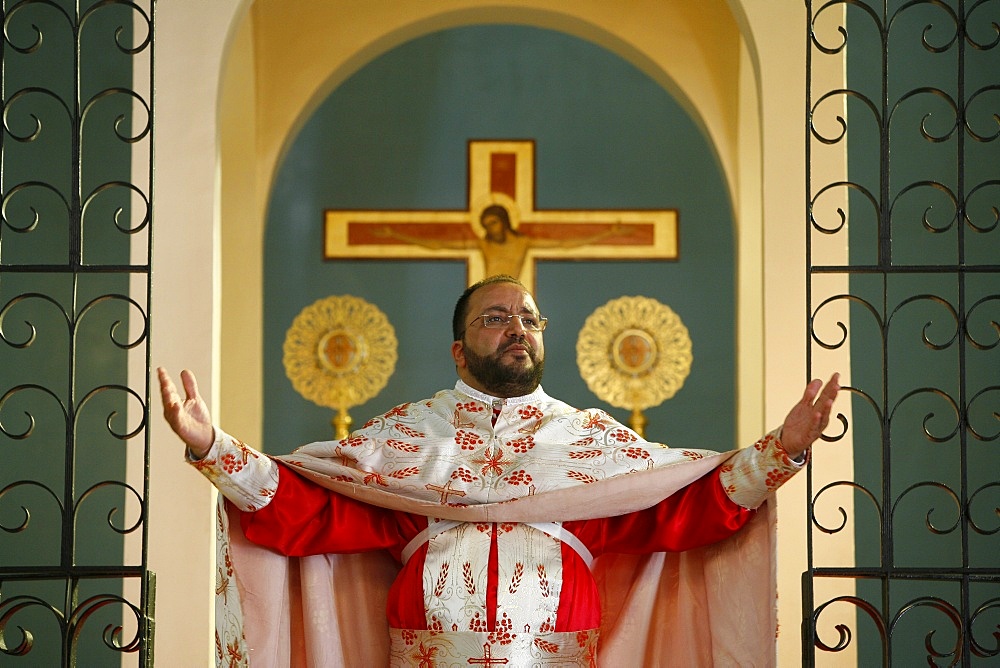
[466,642,509,666]
[425,480,468,505]
[324,140,678,292]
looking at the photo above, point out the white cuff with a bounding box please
[186,428,279,512]
[718,428,806,509]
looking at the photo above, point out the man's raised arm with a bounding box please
[718,373,840,510]
[157,367,215,459]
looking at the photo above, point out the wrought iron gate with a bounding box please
[806,0,999,665]
[0,0,154,665]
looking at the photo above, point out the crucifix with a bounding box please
[466,642,509,666]
[324,140,678,292]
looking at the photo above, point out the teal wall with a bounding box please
[262,25,737,454]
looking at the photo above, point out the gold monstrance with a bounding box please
[576,296,692,438]
[283,295,397,439]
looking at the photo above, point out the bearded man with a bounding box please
[159,274,839,667]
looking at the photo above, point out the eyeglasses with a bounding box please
[468,313,548,332]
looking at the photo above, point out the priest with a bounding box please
[159,274,839,666]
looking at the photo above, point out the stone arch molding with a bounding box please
[227,1,754,197]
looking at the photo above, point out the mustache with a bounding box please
[499,337,534,355]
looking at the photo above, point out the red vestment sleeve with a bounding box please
[565,467,754,557]
[239,462,422,559]
[554,468,755,631]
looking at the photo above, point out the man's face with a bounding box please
[452,282,545,397]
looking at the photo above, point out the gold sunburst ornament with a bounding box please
[283,295,398,438]
[576,296,692,437]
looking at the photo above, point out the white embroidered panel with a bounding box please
[495,523,564,635]
[421,520,564,634]
[422,519,491,632]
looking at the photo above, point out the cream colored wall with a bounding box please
[246,1,743,205]
[148,0,853,665]
[149,1,248,664]
[738,2,855,664]
[219,16,262,447]
[743,2,814,661]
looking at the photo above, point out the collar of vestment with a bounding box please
[454,379,546,406]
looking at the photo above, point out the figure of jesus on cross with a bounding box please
[324,140,678,292]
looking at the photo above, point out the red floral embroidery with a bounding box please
[569,449,602,459]
[340,435,366,448]
[621,446,650,460]
[456,429,484,450]
[231,437,255,456]
[570,437,596,447]
[384,403,411,419]
[469,611,488,632]
[581,412,607,431]
[507,435,535,453]
[388,467,420,479]
[192,456,218,472]
[432,564,449,597]
[681,450,705,460]
[517,405,543,420]
[395,424,426,439]
[611,429,637,443]
[474,447,510,477]
[567,471,598,484]
[535,637,560,653]
[363,470,387,486]
[509,562,524,593]
[489,613,514,645]
[765,467,794,488]
[754,433,776,452]
[215,438,259,474]
[451,467,478,483]
[457,401,485,413]
[225,637,244,667]
[537,564,551,598]
[386,439,419,452]
[412,642,438,665]
[219,452,244,474]
[223,546,235,576]
[463,561,476,595]
[505,469,533,485]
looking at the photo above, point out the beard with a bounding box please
[463,337,545,398]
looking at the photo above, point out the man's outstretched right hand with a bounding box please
[158,367,214,459]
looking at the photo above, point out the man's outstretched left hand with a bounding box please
[780,373,841,459]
